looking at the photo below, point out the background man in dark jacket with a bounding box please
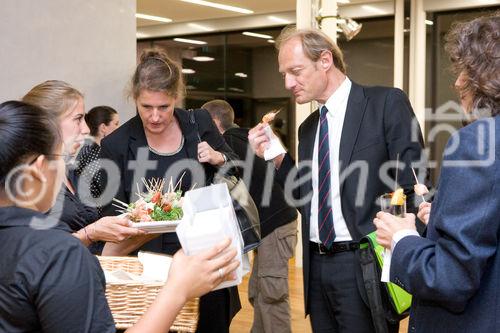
[203,99,298,333]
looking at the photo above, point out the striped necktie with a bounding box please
[318,106,335,249]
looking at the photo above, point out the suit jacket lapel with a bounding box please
[298,111,319,228]
[339,82,368,193]
[299,111,319,162]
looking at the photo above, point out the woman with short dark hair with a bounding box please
[85,106,119,143]
[76,106,119,201]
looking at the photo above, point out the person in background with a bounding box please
[203,99,298,333]
[248,26,427,332]
[272,117,288,147]
[374,13,499,333]
[0,100,239,333]
[85,105,120,146]
[99,48,241,333]
[76,106,119,203]
[22,80,142,250]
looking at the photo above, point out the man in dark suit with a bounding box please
[249,27,426,332]
[203,99,298,333]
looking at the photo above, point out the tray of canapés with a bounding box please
[113,178,184,233]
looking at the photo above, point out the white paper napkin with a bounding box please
[263,125,286,161]
[138,251,172,283]
[104,269,140,283]
[381,249,391,282]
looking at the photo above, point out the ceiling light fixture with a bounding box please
[267,39,275,44]
[242,31,273,39]
[173,37,207,45]
[181,0,253,14]
[188,23,215,31]
[268,15,291,24]
[193,56,215,62]
[136,32,149,39]
[235,72,248,78]
[425,20,434,25]
[182,68,196,74]
[135,13,172,23]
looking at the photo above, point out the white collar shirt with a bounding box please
[310,77,353,243]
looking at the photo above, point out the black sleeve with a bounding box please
[34,238,115,333]
[196,108,239,162]
[98,139,128,217]
[383,88,431,217]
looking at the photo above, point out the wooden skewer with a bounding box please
[175,172,186,191]
[111,203,128,213]
[112,198,129,208]
[394,153,400,192]
[411,167,419,183]
[411,167,427,203]
[141,178,150,192]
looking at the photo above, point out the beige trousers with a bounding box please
[248,220,298,333]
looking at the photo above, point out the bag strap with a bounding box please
[358,238,390,333]
[188,108,202,143]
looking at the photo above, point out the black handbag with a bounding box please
[358,234,410,333]
[189,109,261,253]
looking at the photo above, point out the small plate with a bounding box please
[130,220,180,233]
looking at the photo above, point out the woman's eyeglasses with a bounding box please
[28,153,73,165]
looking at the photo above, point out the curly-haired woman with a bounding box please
[374,13,499,333]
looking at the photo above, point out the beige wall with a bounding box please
[251,46,291,99]
[0,0,137,120]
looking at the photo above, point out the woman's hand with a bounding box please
[373,212,416,249]
[102,233,159,256]
[89,216,146,243]
[167,238,239,301]
[197,141,224,166]
[417,202,432,225]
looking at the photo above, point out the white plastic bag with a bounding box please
[176,183,245,290]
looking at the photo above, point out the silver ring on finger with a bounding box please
[218,267,224,279]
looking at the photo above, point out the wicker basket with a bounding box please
[97,256,199,332]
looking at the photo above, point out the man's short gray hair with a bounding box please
[276,26,347,74]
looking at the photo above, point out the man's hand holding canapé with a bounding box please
[248,119,285,169]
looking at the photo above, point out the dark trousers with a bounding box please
[309,250,398,333]
[197,289,231,333]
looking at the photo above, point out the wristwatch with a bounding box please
[220,152,228,165]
